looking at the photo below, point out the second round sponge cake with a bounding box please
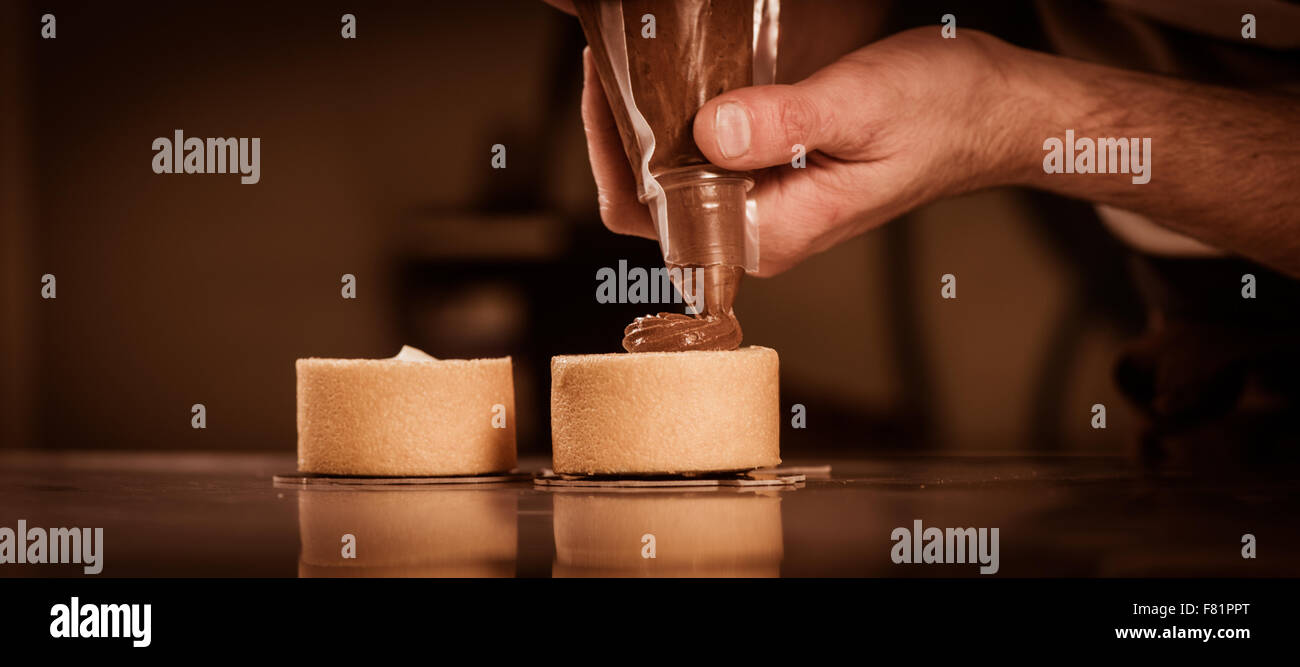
[297,347,516,476]
[551,346,780,475]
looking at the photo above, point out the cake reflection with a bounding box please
[296,489,517,577]
[552,491,785,577]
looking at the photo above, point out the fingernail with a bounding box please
[714,102,750,159]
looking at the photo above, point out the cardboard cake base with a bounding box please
[533,467,806,490]
[273,471,530,488]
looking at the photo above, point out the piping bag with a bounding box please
[574,0,780,352]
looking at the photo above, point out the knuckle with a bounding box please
[776,96,817,145]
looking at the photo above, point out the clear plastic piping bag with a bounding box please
[576,0,780,275]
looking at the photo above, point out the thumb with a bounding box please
[693,79,855,170]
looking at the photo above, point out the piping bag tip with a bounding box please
[619,263,746,353]
[685,263,745,317]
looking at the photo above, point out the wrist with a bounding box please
[957,33,1080,190]
[989,42,1098,189]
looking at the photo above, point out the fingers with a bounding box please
[747,169,845,277]
[582,42,894,267]
[580,48,656,240]
[747,160,901,277]
[694,61,877,170]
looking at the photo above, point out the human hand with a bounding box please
[581,27,1030,276]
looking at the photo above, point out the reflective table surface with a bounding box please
[2,451,1297,577]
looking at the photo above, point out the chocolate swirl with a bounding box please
[622,312,743,353]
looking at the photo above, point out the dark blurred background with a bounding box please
[1,0,1155,457]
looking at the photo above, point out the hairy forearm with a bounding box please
[996,42,1300,276]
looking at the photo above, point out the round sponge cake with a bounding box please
[296,351,516,476]
[550,346,780,474]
